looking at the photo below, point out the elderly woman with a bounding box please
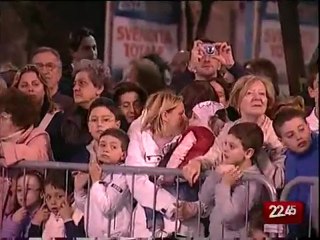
[126,90,201,238]
[0,88,52,222]
[60,59,106,162]
[12,64,63,161]
[183,75,285,189]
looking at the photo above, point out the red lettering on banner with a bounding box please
[116,26,172,44]
[123,42,164,58]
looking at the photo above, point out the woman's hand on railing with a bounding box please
[182,160,201,186]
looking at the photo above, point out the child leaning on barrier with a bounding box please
[273,108,319,238]
[1,170,44,238]
[73,128,132,238]
[28,169,85,239]
[176,122,265,240]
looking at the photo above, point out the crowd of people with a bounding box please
[0,26,319,239]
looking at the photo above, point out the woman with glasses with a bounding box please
[59,59,108,163]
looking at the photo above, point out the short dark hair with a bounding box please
[0,88,39,129]
[88,97,123,122]
[99,128,130,151]
[44,170,74,195]
[272,108,307,138]
[228,122,264,162]
[113,81,148,106]
[69,26,95,52]
[180,81,219,118]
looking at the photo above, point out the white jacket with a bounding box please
[126,117,201,238]
[74,173,131,237]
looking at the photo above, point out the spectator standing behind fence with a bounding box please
[122,58,166,95]
[307,72,319,133]
[27,170,85,239]
[0,89,52,228]
[1,171,45,238]
[273,108,319,238]
[188,40,247,83]
[113,81,147,130]
[182,75,285,189]
[60,27,98,97]
[0,88,52,166]
[74,128,131,237]
[178,123,265,239]
[30,47,74,113]
[85,97,123,163]
[60,59,105,162]
[12,65,63,161]
[126,91,202,238]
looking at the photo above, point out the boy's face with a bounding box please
[279,117,312,153]
[88,106,120,141]
[223,134,253,165]
[17,175,42,209]
[45,184,66,215]
[97,135,125,164]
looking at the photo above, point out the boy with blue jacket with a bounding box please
[273,108,319,238]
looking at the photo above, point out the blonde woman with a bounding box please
[126,90,201,238]
[12,64,61,161]
[183,75,285,189]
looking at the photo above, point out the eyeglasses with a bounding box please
[34,63,59,71]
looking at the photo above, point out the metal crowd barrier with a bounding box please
[1,161,278,239]
[280,176,319,238]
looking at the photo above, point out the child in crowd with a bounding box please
[74,128,131,237]
[28,170,85,238]
[209,108,230,137]
[177,122,265,239]
[144,101,224,233]
[86,97,123,163]
[273,108,319,238]
[1,170,44,238]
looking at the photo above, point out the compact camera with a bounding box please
[203,43,218,56]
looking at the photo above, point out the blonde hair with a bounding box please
[229,75,276,113]
[141,90,183,136]
[11,64,57,114]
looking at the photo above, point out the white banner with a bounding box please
[111,16,178,69]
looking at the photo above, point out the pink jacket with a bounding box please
[0,126,52,167]
[0,126,52,224]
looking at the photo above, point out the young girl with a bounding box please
[27,169,85,239]
[74,128,131,237]
[86,97,123,163]
[1,170,44,238]
[178,122,265,239]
